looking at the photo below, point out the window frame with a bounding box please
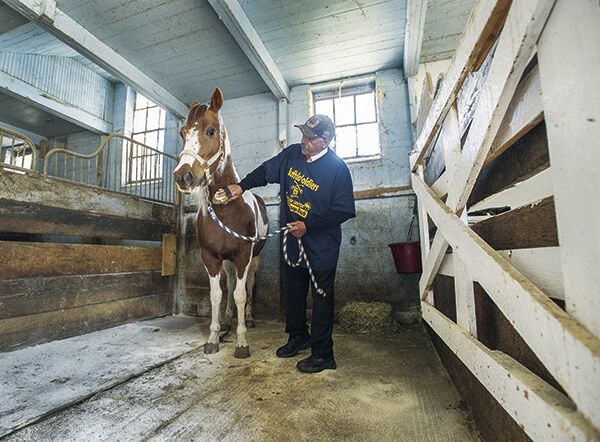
[312,82,381,161]
[128,93,166,185]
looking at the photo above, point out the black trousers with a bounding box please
[283,263,336,359]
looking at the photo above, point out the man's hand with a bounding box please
[287,221,307,238]
[214,184,243,204]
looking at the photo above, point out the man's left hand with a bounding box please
[287,221,307,238]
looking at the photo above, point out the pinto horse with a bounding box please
[174,88,268,358]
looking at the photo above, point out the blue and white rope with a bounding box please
[207,204,325,296]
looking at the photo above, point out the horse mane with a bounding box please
[184,103,209,130]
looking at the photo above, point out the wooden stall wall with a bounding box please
[0,169,177,352]
[408,0,600,440]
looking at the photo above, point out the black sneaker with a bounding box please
[296,355,337,373]
[275,336,311,358]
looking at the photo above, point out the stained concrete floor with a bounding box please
[4,317,478,441]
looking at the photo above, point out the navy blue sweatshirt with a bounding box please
[239,144,356,270]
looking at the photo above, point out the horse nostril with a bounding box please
[183,172,194,186]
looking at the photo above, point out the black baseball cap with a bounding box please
[295,114,335,144]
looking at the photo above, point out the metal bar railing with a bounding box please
[0,127,39,173]
[43,133,178,205]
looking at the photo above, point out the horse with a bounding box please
[173,88,269,359]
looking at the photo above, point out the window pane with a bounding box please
[146,107,160,131]
[335,126,357,158]
[355,92,376,123]
[135,94,149,110]
[334,96,355,125]
[357,123,380,156]
[157,129,165,152]
[315,99,334,122]
[133,109,146,133]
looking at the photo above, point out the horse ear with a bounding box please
[210,88,224,113]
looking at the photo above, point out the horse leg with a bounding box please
[244,256,260,328]
[221,260,236,332]
[203,252,222,354]
[233,250,253,359]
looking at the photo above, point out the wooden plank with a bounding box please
[0,198,173,240]
[2,0,188,118]
[441,247,565,301]
[471,196,558,250]
[0,271,168,320]
[469,167,552,214]
[422,302,598,441]
[0,293,170,352]
[413,173,600,427]
[487,64,543,166]
[410,0,511,170]
[419,0,556,296]
[0,70,111,134]
[207,0,289,101]
[0,242,162,279]
[454,211,477,337]
[0,169,176,224]
[403,0,427,77]
[537,0,600,341]
[468,121,549,206]
[162,233,177,277]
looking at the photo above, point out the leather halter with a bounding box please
[178,144,225,186]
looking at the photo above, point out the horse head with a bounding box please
[174,88,226,193]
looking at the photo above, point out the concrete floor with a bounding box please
[4,317,477,441]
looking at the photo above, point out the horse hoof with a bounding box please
[245,319,256,328]
[204,342,220,354]
[234,346,250,359]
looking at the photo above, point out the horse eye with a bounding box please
[206,127,216,136]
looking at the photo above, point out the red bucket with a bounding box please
[388,241,422,273]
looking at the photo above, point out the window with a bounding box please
[313,85,380,160]
[128,94,166,184]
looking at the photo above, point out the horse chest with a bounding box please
[196,209,254,259]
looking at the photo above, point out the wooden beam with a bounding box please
[0,241,162,279]
[438,247,565,301]
[0,169,176,224]
[469,121,549,206]
[469,167,552,213]
[538,0,600,341]
[487,64,543,166]
[403,0,428,77]
[410,0,511,170]
[413,173,600,428]
[454,227,477,336]
[0,271,168,320]
[0,293,170,352]
[3,0,188,118]
[418,0,555,297]
[207,0,289,101]
[162,233,177,277]
[423,302,599,441]
[0,70,111,134]
[471,196,558,250]
[0,198,174,240]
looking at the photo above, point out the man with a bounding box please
[215,114,356,373]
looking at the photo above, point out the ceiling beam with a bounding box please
[403,0,428,77]
[207,0,290,101]
[3,0,189,119]
[0,70,111,134]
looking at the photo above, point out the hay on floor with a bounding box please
[337,301,397,333]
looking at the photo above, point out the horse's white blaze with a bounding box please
[207,271,222,345]
[174,127,200,173]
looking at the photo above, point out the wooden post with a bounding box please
[537,0,600,340]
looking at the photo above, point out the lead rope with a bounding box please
[206,200,326,296]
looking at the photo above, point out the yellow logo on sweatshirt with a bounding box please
[286,167,319,218]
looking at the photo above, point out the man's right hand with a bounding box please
[214,184,243,204]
